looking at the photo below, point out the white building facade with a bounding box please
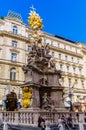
[0,13,86,111]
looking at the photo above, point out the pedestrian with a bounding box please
[61,115,67,129]
[67,114,74,129]
[45,120,51,130]
[58,118,64,130]
[76,113,79,122]
[38,115,45,130]
[79,118,84,130]
[84,112,86,123]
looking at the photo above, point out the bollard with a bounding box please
[45,120,51,130]
[3,114,8,130]
[3,121,8,130]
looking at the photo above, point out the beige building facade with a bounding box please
[0,14,86,111]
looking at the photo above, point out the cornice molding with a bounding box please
[10,48,20,53]
[0,60,25,67]
[0,31,30,42]
[50,46,83,58]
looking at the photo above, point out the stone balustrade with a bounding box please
[0,110,85,126]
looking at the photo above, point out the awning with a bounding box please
[73,102,81,107]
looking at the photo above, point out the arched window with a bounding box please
[12,26,18,34]
[10,68,16,80]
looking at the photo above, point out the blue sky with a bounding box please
[0,0,86,43]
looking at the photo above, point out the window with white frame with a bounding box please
[12,41,17,48]
[75,79,78,87]
[58,54,61,59]
[27,45,31,52]
[71,57,74,62]
[11,53,17,61]
[68,78,71,87]
[44,38,46,43]
[51,41,53,46]
[58,43,60,48]
[10,68,16,80]
[64,45,66,49]
[77,59,79,64]
[73,67,76,73]
[52,52,54,57]
[28,34,30,39]
[67,66,69,72]
[12,25,18,34]
[81,80,84,88]
[79,68,82,75]
[60,64,63,70]
[65,55,68,61]
[76,49,77,53]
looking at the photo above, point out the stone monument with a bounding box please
[21,6,65,111]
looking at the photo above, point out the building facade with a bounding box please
[0,13,86,111]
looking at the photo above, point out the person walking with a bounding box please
[58,118,64,130]
[38,115,45,130]
[84,111,86,123]
[67,114,74,129]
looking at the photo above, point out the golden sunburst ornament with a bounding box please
[28,5,44,30]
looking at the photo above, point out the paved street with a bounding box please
[0,124,86,130]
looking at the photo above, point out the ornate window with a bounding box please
[68,78,71,87]
[79,69,82,75]
[64,45,66,49]
[60,64,63,70]
[77,58,79,64]
[58,54,61,59]
[10,68,16,80]
[52,52,54,57]
[75,79,78,87]
[12,26,18,34]
[12,41,17,48]
[27,45,31,52]
[71,57,74,62]
[67,66,69,72]
[58,43,60,48]
[65,55,68,61]
[73,67,76,74]
[81,81,84,88]
[11,53,17,61]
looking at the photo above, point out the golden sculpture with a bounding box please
[28,6,44,46]
[28,6,43,31]
[22,86,32,108]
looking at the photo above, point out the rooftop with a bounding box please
[7,10,22,21]
[55,35,76,44]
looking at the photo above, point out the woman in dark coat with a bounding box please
[38,115,45,130]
